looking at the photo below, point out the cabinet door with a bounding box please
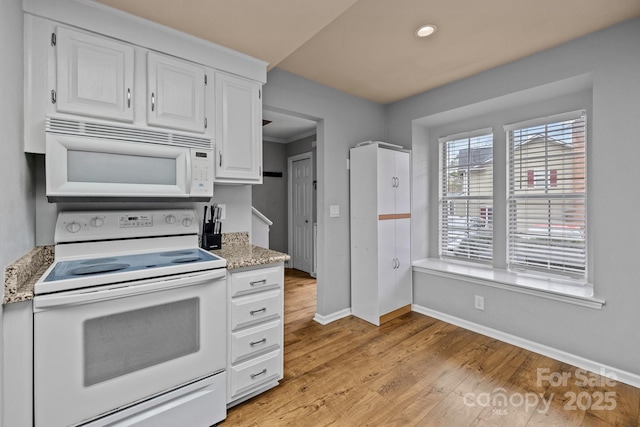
[395,151,411,214]
[147,52,206,133]
[215,72,262,182]
[377,148,396,215]
[377,219,397,317]
[56,27,134,122]
[393,218,412,309]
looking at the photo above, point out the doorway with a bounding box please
[288,153,314,274]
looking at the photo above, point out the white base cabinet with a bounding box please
[227,263,284,406]
[350,142,412,326]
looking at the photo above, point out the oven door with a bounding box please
[33,269,226,427]
[46,132,191,200]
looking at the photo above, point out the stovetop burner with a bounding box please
[160,251,194,257]
[43,248,222,283]
[70,263,131,275]
[172,257,201,264]
[81,257,119,265]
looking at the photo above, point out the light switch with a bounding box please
[330,205,340,218]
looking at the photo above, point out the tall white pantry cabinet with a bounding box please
[350,142,412,326]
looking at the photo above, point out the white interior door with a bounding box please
[292,157,313,273]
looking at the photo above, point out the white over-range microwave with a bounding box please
[45,116,214,201]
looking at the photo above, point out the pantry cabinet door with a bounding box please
[395,151,411,214]
[376,148,396,215]
[55,27,134,122]
[147,52,206,133]
[214,72,262,183]
[393,218,412,310]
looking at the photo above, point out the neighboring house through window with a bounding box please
[439,129,493,262]
[506,110,587,279]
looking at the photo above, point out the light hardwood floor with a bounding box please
[224,269,640,426]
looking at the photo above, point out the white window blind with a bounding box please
[506,110,587,278]
[439,130,493,262]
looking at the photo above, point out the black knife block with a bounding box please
[202,221,222,250]
[202,233,222,250]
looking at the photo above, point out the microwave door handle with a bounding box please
[33,269,226,311]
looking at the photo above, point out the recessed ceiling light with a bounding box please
[415,24,437,38]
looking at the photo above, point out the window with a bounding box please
[506,110,587,278]
[439,129,493,262]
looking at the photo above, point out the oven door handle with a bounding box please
[33,269,226,311]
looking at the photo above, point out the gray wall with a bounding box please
[386,19,640,377]
[253,141,288,252]
[0,0,35,425]
[0,0,35,281]
[263,69,386,316]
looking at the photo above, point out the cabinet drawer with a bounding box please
[230,289,281,331]
[230,349,282,398]
[231,319,281,364]
[230,266,282,297]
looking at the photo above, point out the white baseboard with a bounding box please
[412,304,640,389]
[313,308,352,325]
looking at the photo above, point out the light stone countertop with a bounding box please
[3,246,54,304]
[212,231,290,269]
[3,232,289,304]
[212,244,290,270]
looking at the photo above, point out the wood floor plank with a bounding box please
[224,269,640,427]
[581,374,640,427]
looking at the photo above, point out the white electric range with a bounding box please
[34,209,227,427]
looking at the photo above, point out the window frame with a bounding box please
[438,128,494,264]
[504,109,588,282]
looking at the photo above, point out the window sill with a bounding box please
[412,258,604,309]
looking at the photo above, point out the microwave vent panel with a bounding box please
[45,116,212,150]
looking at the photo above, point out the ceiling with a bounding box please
[262,110,317,144]
[95,0,640,105]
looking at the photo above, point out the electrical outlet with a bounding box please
[474,295,485,311]
[218,204,226,220]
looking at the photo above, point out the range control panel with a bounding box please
[55,209,198,243]
[119,214,153,228]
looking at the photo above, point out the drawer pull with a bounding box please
[250,307,267,315]
[250,368,267,379]
[250,279,267,286]
[250,338,267,347]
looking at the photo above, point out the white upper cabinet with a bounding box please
[377,149,410,215]
[23,8,266,155]
[214,72,262,183]
[55,27,134,122]
[147,52,207,133]
[394,151,411,214]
